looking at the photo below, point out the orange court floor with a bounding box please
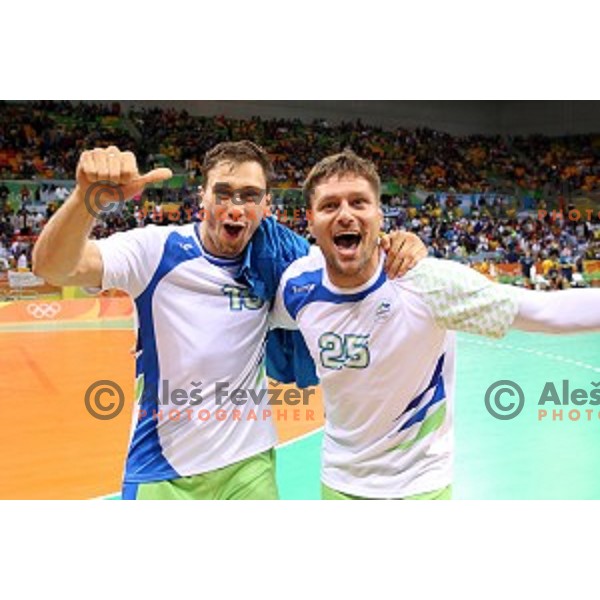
[0,325,324,499]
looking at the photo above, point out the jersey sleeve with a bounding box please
[512,287,600,334]
[92,225,168,298]
[269,271,299,331]
[399,258,520,338]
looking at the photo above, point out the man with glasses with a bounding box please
[32,140,427,500]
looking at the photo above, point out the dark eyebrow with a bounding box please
[238,186,265,192]
[212,182,234,191]
[212,183,264,193]
[316,194,341,205]
[317,192,369,204]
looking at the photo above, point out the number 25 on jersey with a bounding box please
[318,333,370,370]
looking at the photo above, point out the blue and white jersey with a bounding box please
[271,248,519,498]
[94,223,276,484]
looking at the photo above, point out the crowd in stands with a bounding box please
[510,134,600,195]
[1,101,599,287]
[2,181,598,289]
[0,101,136,181]
[380,192,600,289]
[2,101,600,194]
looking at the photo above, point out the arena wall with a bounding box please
[115,100,600,136]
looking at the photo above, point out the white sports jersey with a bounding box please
[94,223,276,484]
[271,249,519,498]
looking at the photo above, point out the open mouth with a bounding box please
[333,231,362,254]
[223,222,245,240]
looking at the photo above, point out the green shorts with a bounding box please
[123,449,279,500]
[321,483,452,500]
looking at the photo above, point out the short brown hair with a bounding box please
[302,149,381,208]
[202,140,274,191]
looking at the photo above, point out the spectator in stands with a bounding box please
[1,100,599,288]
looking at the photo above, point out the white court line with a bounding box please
[460,336,600,373]
[92,426,325,499]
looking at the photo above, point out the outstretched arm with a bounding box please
[512,288,600,334]
[401,258,599,339]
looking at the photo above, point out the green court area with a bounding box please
[106,330,600,500]
[276,330,600,500]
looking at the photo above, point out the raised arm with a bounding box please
[32,146,171,286]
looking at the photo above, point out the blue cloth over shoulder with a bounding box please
[236,216,319,388]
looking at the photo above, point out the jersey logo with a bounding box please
[292,283,316,294]
[222,284,265,311]
[375,299,393,323]
[318,332,370,370]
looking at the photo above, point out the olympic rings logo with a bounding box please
[26,302,62,319]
